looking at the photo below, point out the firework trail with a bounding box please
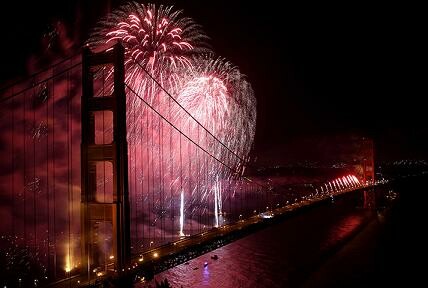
[179,190,185,236]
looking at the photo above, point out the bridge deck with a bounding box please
[49,184,374,288]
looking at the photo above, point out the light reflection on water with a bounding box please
[135,195,376,288]
[202,264,210,286]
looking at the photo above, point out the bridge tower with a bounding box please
[81,43,130,279]
[362,137,376,208]
[362,137,375,184]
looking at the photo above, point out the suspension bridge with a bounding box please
[0,43,375,287]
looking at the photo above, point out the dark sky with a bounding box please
[0,0,425,161]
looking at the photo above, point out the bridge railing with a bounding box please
[0,55,83,285]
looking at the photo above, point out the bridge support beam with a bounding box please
[81,43,130,280]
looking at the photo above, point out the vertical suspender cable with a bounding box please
[102,66,107,270]
[133,90,138,250]
[146,104,150,246]
[11,87,15,246]
[151,107,155,241]
[52,74,56,279]
[23,84,27,249]
[139,94,143,247]
[197,125,200,233]
[169,97,173,231]
[67,65,72,282]
[46,79,50,275]
[188,121,191,233]
[179,121,183,235]
[33,81,37,256]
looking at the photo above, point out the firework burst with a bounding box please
[172,56,256,174]
[87,1,210,103]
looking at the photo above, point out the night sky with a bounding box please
[0,0,424,162]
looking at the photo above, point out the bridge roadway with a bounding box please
[50,184,375,288]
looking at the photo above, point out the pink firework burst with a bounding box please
[172,56,257,174]
[87,1,211,103]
